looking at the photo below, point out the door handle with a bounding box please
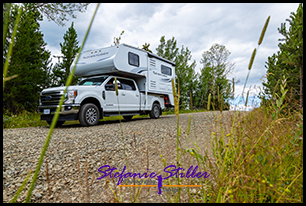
[102,91,105,100]
[122,93,126,96]
[136,94,139,97]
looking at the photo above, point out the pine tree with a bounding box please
[3,3,52,114]
[52,22,80,86]
[156,36,197,109]
[263,3,303,107]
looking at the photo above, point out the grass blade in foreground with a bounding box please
[10,170,33,203]
[24,3,100,203]
[3,5,22,90]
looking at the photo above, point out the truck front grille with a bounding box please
[40,91,64,106]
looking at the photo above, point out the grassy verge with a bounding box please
[3,109,209,129]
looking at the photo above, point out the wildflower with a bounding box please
[190,152,194,155]
[269,184,273,188]
[212,132,216,136]
[262,180,266,183]
[226,133,231,137]
[228,189,232,194]
[285,188,290,193]
[160,154,163,157]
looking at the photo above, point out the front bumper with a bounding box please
[38,104,80,121]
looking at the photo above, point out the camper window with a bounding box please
[161,65,172,76]
[128,52,139,67]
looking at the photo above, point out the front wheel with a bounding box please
[79,103,100,126]
[149,103,160,119]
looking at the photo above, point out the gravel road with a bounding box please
[3,111,239,203]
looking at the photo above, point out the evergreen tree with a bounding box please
[52,22,80,87]
[263,3,303,107]
[156,36,197,109]
[3,3,52,114]
[175,45,197,109]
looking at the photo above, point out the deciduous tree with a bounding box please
[198,43,235,110]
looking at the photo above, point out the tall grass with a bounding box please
[3,3,101,202]
[24,4,100,202]
[4,6,303,203]
[156,15,303,203]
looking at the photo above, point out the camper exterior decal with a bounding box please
[97,56,111,62]
[83,52,109,59]
[161,78,172,83]
[130,67,148,73]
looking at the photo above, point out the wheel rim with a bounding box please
[86,107,97,124]
[153,106,159,117]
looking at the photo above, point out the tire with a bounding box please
[79,103,100,126]
[46,120,65,127]
[149,103,160,119]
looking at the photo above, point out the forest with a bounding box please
[3,3,303,115]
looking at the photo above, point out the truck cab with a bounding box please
[38,75,166,127]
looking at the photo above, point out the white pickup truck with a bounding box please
[38,44,175,127]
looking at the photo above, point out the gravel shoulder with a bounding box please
[3,111,240,203]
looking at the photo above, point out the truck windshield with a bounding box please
[78,76,107,86]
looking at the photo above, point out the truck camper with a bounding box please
[38,44,176,127]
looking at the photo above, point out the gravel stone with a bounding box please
[3,111,241,203]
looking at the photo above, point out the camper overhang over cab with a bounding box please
[70,43,176,106]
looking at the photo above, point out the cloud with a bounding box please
[45,45,62,66]
[39,3,300,101]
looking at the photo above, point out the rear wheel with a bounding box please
[79,103,100,126]
[149,103,160,119]
[46,120,65,127]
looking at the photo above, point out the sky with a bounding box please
[40,3,300,107]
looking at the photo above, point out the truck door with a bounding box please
[104,78,126,112]
[120,79,140,112]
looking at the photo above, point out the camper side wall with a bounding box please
[114,45,149,75]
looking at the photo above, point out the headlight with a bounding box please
[64,90,77,104]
